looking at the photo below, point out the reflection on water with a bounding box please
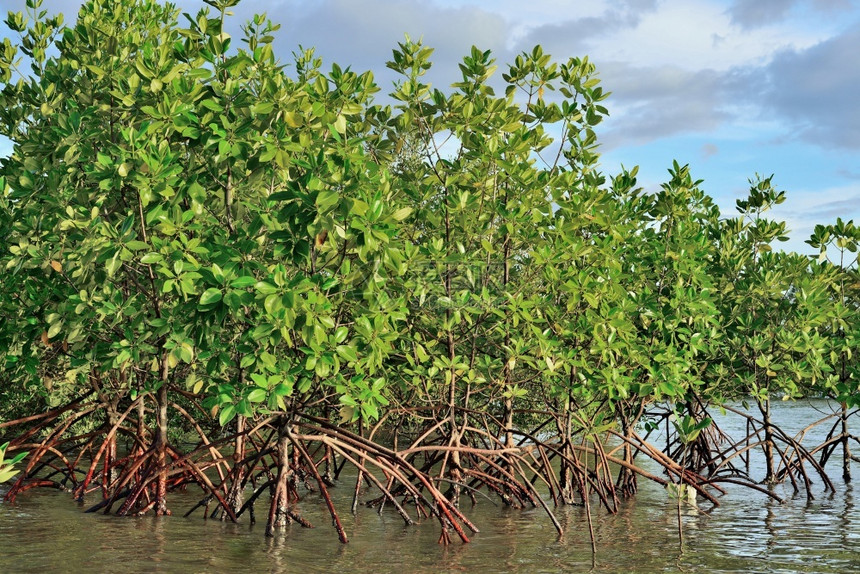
[2,400,860,573]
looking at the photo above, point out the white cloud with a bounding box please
[596,62,746,148]
[728,0,799,29]
[253,0,512,91]
[586,0,824,71]
[763,23,860,148]
[769,183,860,252]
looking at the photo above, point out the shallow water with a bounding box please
[2,400,859,573]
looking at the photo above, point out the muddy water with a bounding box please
[2,400,860,573]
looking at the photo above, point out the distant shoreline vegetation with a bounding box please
[1,0,858,552]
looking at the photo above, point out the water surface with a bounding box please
[2,400,858,573]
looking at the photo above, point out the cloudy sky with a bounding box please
[3,0,859,252]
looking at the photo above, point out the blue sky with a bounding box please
[3,0,859,252]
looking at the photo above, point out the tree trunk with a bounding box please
[615,412,638,497]
[103,408,118,498]
[842,401,851,482]
[154,356,170,515]
[558,390,577,505]
[759,398,775,484]
[266,417,291,536]
[224,415,246,517]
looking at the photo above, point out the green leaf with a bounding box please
[125,240,149,251]
[219,404,236,426]
[274,382,293,397]
[316,189,339,212]
[140,252,163,264]
[255,281,278,295]
[284,111,302,127]
[230,276,256,288]
[105,254,122,277]
[47,321,63,339]
[247,388,267,403]
[0,468,20,483]
[391,207,413,221]
[199,288,223,305]
[333,114,347,134]
[252,323,275,340]
[252,102,274,115]
[177,343,194,363]
[361,402,379,421]
[336,345,358,363]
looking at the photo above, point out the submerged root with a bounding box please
[3,388,842,551]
